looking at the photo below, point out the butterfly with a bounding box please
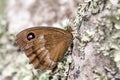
[16,26,73,71]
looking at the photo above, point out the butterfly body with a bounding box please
[16,27,73,71]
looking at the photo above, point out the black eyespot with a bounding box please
[27,32,35,41]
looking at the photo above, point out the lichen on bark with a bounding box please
[68,0,120,80]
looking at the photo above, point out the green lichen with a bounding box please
[72,0,120,79]
[51,52,73,80]
[97,14,120,69]
[74,0,120,70]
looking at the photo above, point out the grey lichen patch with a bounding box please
[89,0,105,14]
[51,51,73,80]
[80,29,95,42]
[38,70,51,80]
[70,0,120,79]
[96,14,120,69]
[73,0,106,39]
[74,0,120,69]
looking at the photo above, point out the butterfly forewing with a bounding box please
[16,27,73,71]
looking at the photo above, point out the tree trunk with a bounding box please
[68,0,120,80]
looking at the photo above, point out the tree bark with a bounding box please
[68,0,120,80]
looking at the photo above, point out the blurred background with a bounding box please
[2,0,120,80]
[0,0,78,80]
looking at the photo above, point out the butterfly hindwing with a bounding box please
[16,27,73,71]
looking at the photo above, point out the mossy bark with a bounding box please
[68,0,120,80]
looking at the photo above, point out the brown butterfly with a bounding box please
[16,26,73,71]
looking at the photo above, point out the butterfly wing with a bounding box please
[16,27,73,71]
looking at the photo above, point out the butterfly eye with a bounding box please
[27,32,35,41]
